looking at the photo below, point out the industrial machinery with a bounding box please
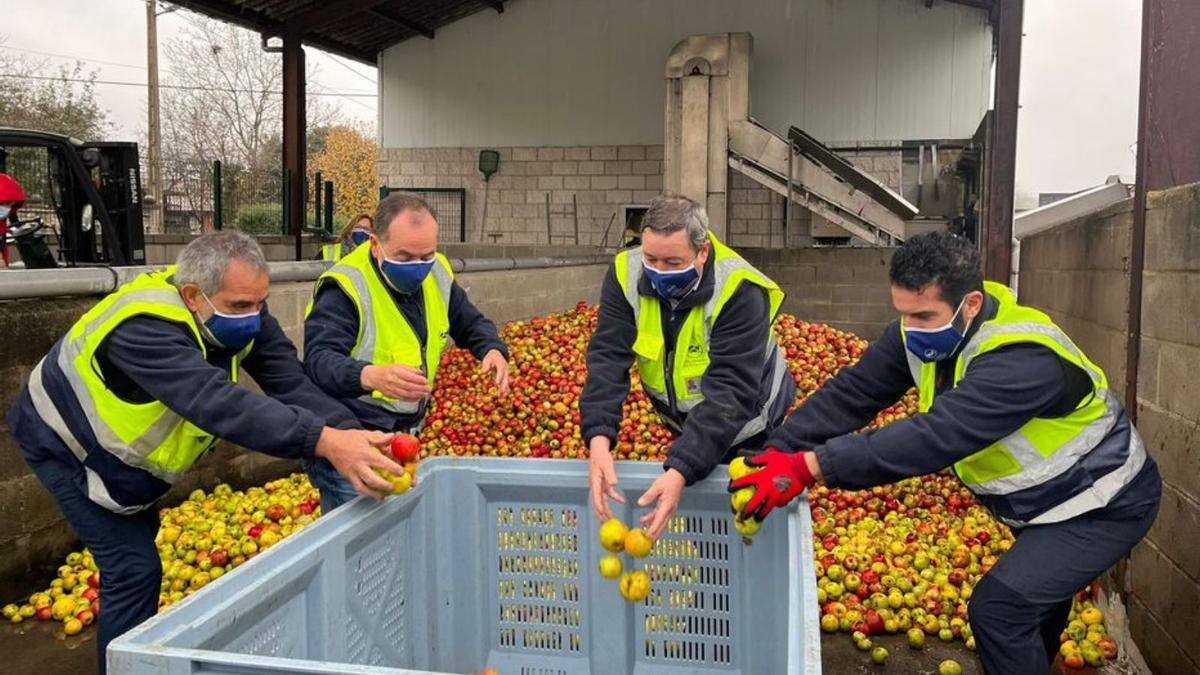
[0,128,146,268]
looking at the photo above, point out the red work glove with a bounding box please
[727,448,815,521]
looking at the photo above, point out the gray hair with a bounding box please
[374,192,437,239]
[642,193,709,251]
[173,231,269,295]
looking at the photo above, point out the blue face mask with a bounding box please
[643,261,700,300]
[199,292,261,351]
[380,256,435,294]
[349,229,371,246]
[903,297,971,363]
[0,205,12,221]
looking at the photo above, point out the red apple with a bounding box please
[390,433,421,462]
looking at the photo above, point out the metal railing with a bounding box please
[380,186,467,243]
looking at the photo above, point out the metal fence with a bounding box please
[380,186,467,243]
[6,150,334,242]
[159,159,214,234]
[156,159,336,237]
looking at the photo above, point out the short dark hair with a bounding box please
[374,192,437,239]
[889,231,983,306]
[642,192,709,251]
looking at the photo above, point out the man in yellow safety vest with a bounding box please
[582,193,795,538]
[8,231,404,674]
[303,192,510,511]
[730,231,1162,675]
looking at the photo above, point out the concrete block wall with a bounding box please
[727,171,812,248]
[1019,182,1200,675]
[1127,182,1200,675]
[378,145,904,249]
[811,147,905,239]
[0,262,605,601]
[742,247,897,340]
[1018,199,1134,389]
[378,145,664,246]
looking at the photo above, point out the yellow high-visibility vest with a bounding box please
[309,243,454,414]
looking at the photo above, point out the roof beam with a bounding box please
[282,0,390,32]
[942,0,995,10]
[369,7,435,39]
[168,0,376,63]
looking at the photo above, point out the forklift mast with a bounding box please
[0,128,146,267]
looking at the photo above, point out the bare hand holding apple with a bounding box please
[316,427,400,499]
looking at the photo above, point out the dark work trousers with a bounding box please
[303,415,405,514]
[15,408,161,675]
[303,454,360,513]
[968,462,1162,675]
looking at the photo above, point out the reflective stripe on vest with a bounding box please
[26,267,247,512]
[309,244,454,414]
[614,231,788,444]
[902,281,1145,525]
[322,242,348,262]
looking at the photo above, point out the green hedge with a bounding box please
[235,203,282,235]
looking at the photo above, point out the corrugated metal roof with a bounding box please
[168,0,508,64]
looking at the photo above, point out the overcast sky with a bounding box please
[3,0,1141,199]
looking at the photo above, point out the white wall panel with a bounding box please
[380,0,992,148]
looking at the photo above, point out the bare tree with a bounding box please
[0,38,110,140]
[160,16,337,231]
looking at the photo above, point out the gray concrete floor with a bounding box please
[820,633,984,674]
[1,619,96,673]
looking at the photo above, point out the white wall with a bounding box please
[379,0,992,149]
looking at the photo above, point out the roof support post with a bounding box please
[983,0,1023,282]
[282,25,306,261]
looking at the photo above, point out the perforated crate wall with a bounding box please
[492,503,586,657]
[637,512,738,667]
[111,458,819,675]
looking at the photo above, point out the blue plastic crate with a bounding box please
[111,457,821,674]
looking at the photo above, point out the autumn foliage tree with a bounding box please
[310,125,377,226]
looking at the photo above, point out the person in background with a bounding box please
[8,231,402,674]
[0,172,26,267]
[320,213,374,262]
[582,193,795,539]
[303,192,510,511]
[730,231,1161,675]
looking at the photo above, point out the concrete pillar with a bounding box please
[663,33,753,241]
[680,74,710,205]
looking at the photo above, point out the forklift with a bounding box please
[0,127,146,268]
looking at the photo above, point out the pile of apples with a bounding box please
[2,551,99,635]
[811,475,1002,650]
[1059,589,1119,669]
[595,518,655,602]
[420,305,914,462]
[1,474,320,636]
